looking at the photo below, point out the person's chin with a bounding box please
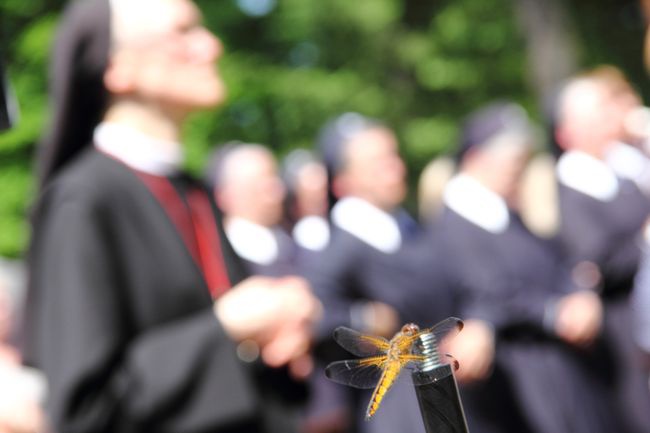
[188,88,227,110]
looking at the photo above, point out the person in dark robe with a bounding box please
[281,149,331,254]
[593,67,650,188]
[434,101,620,433]
[24,1,321,432]
[552,73,650,433]
[206,143,298,277]
[305,113,453,433]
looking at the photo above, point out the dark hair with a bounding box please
[37,0,111,189]
[456,101,532,163]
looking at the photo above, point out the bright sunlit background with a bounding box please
[0,0,648,257]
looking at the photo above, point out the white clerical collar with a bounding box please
[443,174,510,234]
[93,122,184,176]
[292,215,330,251]
[606,141,650,184]
[331,197,401,253]
[225,217,279,265]
[557,150,619,202]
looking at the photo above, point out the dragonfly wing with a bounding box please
[325,358,385,389]
[332,326,390,357]
[421,316,464,345]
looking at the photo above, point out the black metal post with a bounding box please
[412,331,469,433]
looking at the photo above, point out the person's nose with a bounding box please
[188,27,222,63]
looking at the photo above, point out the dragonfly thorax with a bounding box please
[400,323,420,336]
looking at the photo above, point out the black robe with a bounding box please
[25,149,301,433]
[556,180,650,433]
[435,207,620,433]
[235,227,299,278]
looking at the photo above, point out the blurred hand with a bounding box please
[214,275,321,375]
[571,261,602,290]
[362,301,399,339]
[441,319,495,384]
[554,290,602,347]
[0,400,44,433]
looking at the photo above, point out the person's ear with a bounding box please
[103,54,135,95]
[460,146,483,172]
[331,174,349,199]
[554,126,570,152]
[214,188,232,214]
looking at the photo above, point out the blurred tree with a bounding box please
[0,1,64,257]
[0,0,647,257]
[565,0,647,97]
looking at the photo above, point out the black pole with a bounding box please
[412,331,469,433]
[0,59,14,131]
[0,8,16,132]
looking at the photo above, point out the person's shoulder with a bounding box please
[41,148,134,208]
[327,225,373,252]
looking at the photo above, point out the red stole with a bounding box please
[135,171,231,299]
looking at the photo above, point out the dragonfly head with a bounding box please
[401,323,420,336]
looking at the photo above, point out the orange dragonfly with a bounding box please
[325,317,463,420]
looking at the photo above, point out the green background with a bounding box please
[0,0,647,257]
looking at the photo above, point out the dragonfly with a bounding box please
[325,316,463,420]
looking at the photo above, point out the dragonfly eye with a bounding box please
[401,323,420,335]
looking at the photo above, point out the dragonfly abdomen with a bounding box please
[365,361,401,420]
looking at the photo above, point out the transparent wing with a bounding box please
[325,357,386,389]
[421,316,464,346]
[400,317,463,385]
[395,317,464,353]
[332,326,390,357]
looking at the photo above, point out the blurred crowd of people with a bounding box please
[3,0,650,432]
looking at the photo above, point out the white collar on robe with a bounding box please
[292,215,330,251]
[93,121,184,176]
[606,141,650,183]
[443,174,510,234]
[557,150,619,202]
[331,197,401,253]
[225,217,279,265]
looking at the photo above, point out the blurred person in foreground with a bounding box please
[433,101,618,433]
[281,149,330,254]
[24,1,320,432]
[553,73,650,433]
[306,113,453,433]
[206,143,298,277]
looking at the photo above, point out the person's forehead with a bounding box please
[561,80,610,121]
[225,148,277,181]
[111,0,200,43]
[346,128,397,159]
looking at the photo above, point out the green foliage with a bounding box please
[188,0,530,179]
[0,0,646,257]
[565,0,648,99]
[0,1,63,257]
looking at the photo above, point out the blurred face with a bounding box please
[218,149,286,227]
[336,127,407,211]
[107,0,225,116]
[611,89,642,144]
[464,137,531,204]
[294,162,328,217]
[0,287,12,342]
[556,80,619,158]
